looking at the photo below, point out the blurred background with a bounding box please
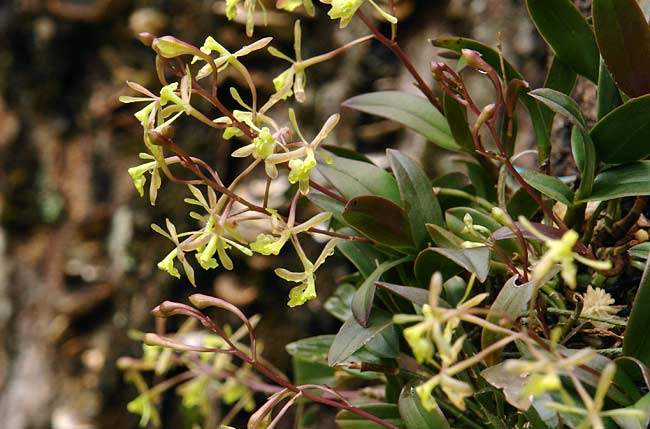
[0,0,555,428]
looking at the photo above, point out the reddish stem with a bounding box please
[356,10,442,112]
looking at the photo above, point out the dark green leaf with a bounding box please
[528,88,588,131]
[376,281,429,307]
[593,0,650,97]
[307,190,345,224]
[538,57,578,135]
[388,149,443,248]
[293,358,336,386]
[287,335,337,362]
[414,248,463,287]
[426,224,464,249]
[398,381,450,429]
[325,284,356,322]
[526,0,599,82]
[571,126,596,200]
[520,171,574,206]
[507,188,540,219]
[317,152,401,204]
[585,161,650,202]
[336,404,404,429]
[591,94,650,163]
[336,231,388,278]
[482,276,536,365]
[463,161,497,202]
[623,258,650,369]
[343,196,413,248]
[597,57,623,120]
[365,326,400,359]
[352,257,412,327]
[443,93,475,153]
[328,309,395,366]
[481,362,533,411]
[342,91,458,152]
[430,247,491,283]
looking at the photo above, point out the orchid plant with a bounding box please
[119,1,650,428]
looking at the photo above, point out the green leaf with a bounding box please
[388,149,443,248]
[442,93,475,153]
[426,224,464,249]
[430,247,491,283]
[571,126,596,200]
[307,190,345,224]
[293,358,336,386]
[528,88,588,131]
[481,362,533,411]
[317,151,401,204]
[463,161,497,202]
[324,284,356,322]
[287,335,337,363]
[482,276,537,365]
[629,242,650,261]
[520,171,574,206]
[365,326,400,359]
[597,57,623,120]
[342,91,458,152]
[590,94,650,163]
[539,56,578,132]
[336,230,388,278]
[352,257,412,327]
[375,282,429,307]
[593,0,650,97]
[585,161,650,201]
[343,196,413,248]
[336,404,404,429]
[612,393,650,429]
[328,309,395,366]
[414,248,463,286]
[398,381,450,429]
[526,0,599,82]
[623,258,650,369]
[507,188,540,219]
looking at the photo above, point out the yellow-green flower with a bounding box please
[128,161,156,198]
[327,0,365,27]
[250,232,290,255]
[232,127,276,159]
[288,147,316,194]
[324,0,397,28]
[403,321,434,364]
[276,0,315,15]
[225,0,240,20]
[275,238,337,307]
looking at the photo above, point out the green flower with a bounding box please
[403,321,434,364]
[127,161,156,198]
[288,147,316,194]
[275,238,337,307]
[225,0,240,19]
[327,0,364,27]
[324,0,397,28]
[276,0,315,14]
[157,248,181,279]
[250,232,290,255]
[232,127,276,159]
